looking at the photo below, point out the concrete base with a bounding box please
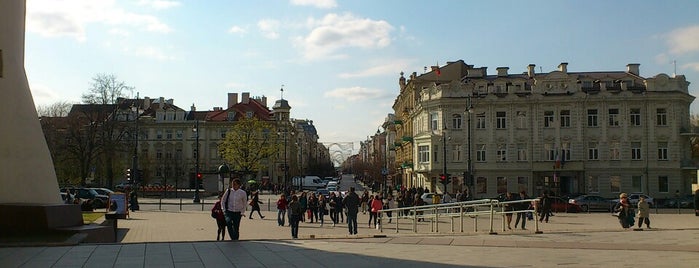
[0,203,83,234]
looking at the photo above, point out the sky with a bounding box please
[24,0,699,152]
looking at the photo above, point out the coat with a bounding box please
[637,200,650,218]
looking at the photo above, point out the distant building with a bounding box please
[391,60,697,199]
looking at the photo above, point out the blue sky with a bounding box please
[25,0,699,149]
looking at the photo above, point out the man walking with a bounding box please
[343,187,361,235]
[221,178,247,240]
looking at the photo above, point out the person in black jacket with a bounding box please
[514,191,529,230]
[248,191,264,219]
[343,187,361,235]
[539,192,551,223]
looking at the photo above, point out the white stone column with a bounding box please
[0,0,62,204]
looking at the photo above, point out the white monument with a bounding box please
[0,0,62,204]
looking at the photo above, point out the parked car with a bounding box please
[665,195,695,208]
[612,193,654,207]
[421,193,442,205]
[326,186,338,192]
[62,188,109,209]
[90,187,115,196]
[569,195,615,212]
[315,189,330,199]
[549,197,582,213]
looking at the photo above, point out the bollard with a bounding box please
[159,198,162,210]
[460,205,464,233]
[179,198,183,211]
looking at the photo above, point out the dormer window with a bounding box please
[227,112,235,121]
[246,111,253,118]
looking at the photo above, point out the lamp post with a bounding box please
[218,163,230,193]
[130,93,140,210]
[442,125,448,194]
[193,119,200,203]
[466,95,473,196]
[278,129,291,191]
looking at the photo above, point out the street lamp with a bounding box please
[466,95,474,197]
[278,129,293,191]
[442,125,448,194]
[192,119,200,203]
[131,93,140,204]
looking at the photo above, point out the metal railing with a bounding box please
[378,198,541,234]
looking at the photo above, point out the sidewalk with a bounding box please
[2,208,699,267]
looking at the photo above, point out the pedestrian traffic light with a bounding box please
[197,173,202,179]
[126,168,132,181]
[439,174,446,183]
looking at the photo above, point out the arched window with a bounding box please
[452,114,462,129]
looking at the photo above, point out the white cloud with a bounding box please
[27,0,173,42]
[665,25,699,55]
[29,82,66,107]
[324,87,383,101]
[338,59,413,78]
[137,0,181,10]
[228,25,247,35]
[290,0,337,9]
[298,13,393,60]
[258,19,280,39]
[682,62,699,72]
[108,28,131,37]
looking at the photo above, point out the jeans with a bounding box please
[277,209,286,226]
[515,212,527,229]
[290,214,300,238]
[347,212,358,234]
[224,211,242,240]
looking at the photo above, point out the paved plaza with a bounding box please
[1,199,699,267]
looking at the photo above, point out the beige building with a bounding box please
[392,60,696,200]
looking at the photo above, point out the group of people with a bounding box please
[613,192,651,230]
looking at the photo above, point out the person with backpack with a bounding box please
[211,192,226,240]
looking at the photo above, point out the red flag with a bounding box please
[436,67,441,76]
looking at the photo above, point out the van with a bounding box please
[292,176,326,190]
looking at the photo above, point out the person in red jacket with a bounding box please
[370,194,383,229]
[211,192,226,241]
[276,194,288,226]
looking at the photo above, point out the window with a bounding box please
[658,176,669,193]
[608,109,619,126]
[476,177,487,194]
[175,149,183,160]
[517,143,527,161]
[176,130,183,139]
[452,114,462,129]
[227,112,235,121]
[418,145,430,163]
[476,113,486,129]
[156,149,163,159]
[587,109,598,127]
[658,142,668,160]
[610,175,621,192]
[560,110,570,127]
[632,175,642,192]
[630,108,641,126]
[219,129,227,138]
[245,111,253,118]
[166,129,173,139]
[496,144,507,162]
[476,144,486,162]
[588,142,599,160]
[516,111,527,129]
[587,175,599,193]
[656,108,667,126]
[496,177,507,194]
[430,113,439,132]
[156,130,163,139]
[165,151,173,159]
[433,145,439,163]
[545,143,556,161]
[496,111,506,129]
[631,142,642,160]
[561,142,570,162]
[451,144,462,162]
[544,111,554,127]
[609,142,620,160]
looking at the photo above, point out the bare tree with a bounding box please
[37,101,72,117]
[82,74,133,105]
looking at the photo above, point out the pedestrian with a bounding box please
[636,195,651,229]
[343,186,361,235]
[276,193,288,226]
[318,194,328,227]
[514,191,529,230]
[221,178,247,240]
[288,194,301,239]
[333,192,344,225]
[299,192,307,223]
[367,194,375,227]
[442,192,452,203]
[308,193,318,223]
[361,191,369,214]
[538,192,551,223]
[211,191,226,241]
[413,193,425,221]
[695,189,699,216]
[370,194,382,228]
[328,192,338,226]
[614,192,632,229]
[248,191,265,219]
[504,192,516,229]
[386,194,396,223]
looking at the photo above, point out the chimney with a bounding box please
[144,97,151,108]
[167,99,173,105]
[159,97,165,110]
[558,62,568,73]
[627,63,640,75]
[242,92,250,103]
[261,96,267,107]
[527,64,536,78]
[227,93,238,108]
[496,67,509,77]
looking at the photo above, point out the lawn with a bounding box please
[83,211,106,224]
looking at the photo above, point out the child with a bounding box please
[637,196,651,229]
[212,192,226,240]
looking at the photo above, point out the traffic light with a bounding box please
[445,174,452,184]
[197,173,202,180]
[439,174,446,183]
[126,168,132,181]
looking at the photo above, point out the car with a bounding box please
[569,195,615,212]
[420,193,442,205]
[549,196,582,213]
[115,182,132,192]
[326,186,338,192]
[316,189,330,199]
[612,193,654,207]
[665,195,695,208]
[63,188,109,209]
[90,187,115,196]
[327,181,338,188]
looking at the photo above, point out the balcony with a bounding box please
[402,136,413,142]
[680,126,699,136]
[394,120,403,125]
[401,162,413,169]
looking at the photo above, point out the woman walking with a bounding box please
[299,192,308,223]
[370,194,382,229]
[276,194,288,226]
[211,192,226,240]
[288,195,301,239]
[248,191,265,219]
[318,194,327,227]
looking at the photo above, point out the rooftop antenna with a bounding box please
[280,84,285,100]
[673,60,677,77]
